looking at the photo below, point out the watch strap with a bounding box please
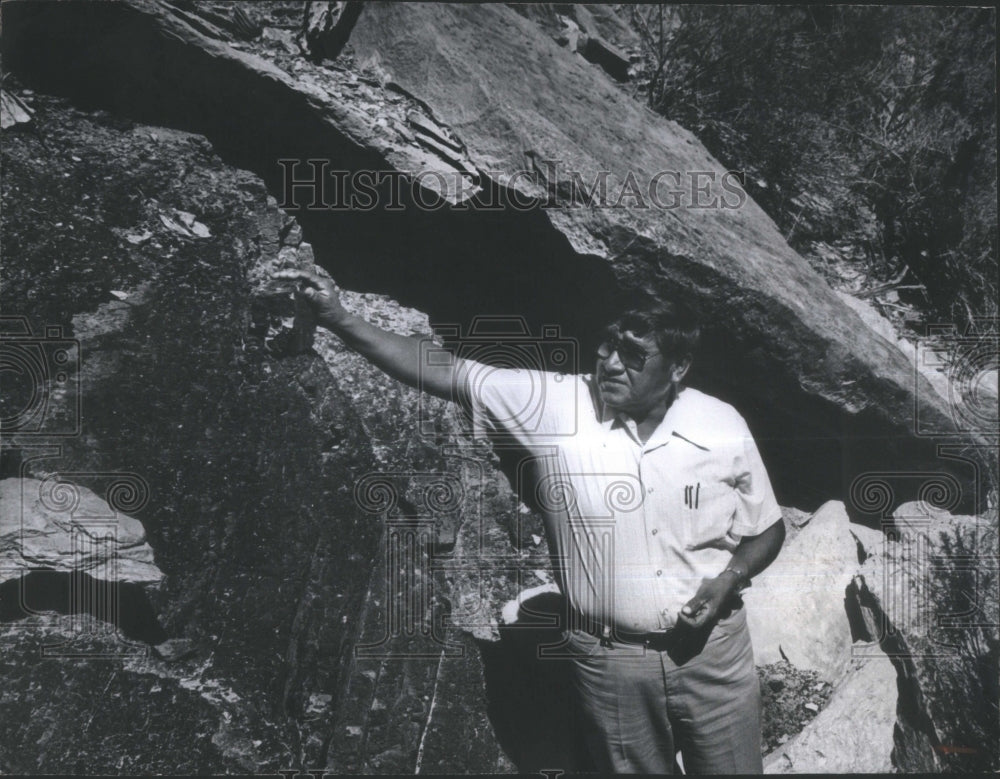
[721,565,751,591]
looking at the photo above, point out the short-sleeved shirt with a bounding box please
[463,365,781,632]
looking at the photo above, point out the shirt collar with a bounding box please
[587,376,692,452]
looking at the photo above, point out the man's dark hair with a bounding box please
[608,294,702,361]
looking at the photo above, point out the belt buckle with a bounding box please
[643,628,674,651]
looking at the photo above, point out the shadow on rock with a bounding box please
[0,569,167,646]
[477,591,596,774]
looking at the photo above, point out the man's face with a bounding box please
[595,326,688,416]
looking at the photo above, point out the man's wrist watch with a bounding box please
[720,565,751,593]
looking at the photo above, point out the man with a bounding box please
[276,269,785,774]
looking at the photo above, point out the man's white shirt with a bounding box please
[463,365,782,632]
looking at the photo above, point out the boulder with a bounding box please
[1,2,993,773]
[0,477,162,583]
[0,88,33,129]
[848,521,887,562]
[0,0,985,510]
[342,2,985,510]
[0,90,531,774]
[0,613,263,774]
[847,501,999,772]
[0,92,383,772]
[764,650,897,773]
[745,501,859,682]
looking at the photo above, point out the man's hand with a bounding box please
[677,520,786,630]
[677,572,739,630]
[273,269,349,330]
[271,268,461,401]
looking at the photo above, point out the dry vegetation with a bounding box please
[628,5,997,332]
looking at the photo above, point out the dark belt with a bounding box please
[570,601,744,651]
[569,613,684,651]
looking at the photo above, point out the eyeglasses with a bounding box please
[596,332,659,372]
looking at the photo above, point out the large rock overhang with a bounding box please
[2,0,989,512]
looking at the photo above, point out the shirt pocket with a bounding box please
[681,480,739,551]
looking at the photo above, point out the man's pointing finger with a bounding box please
[272,269,331,296]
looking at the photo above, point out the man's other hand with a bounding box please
[273,269,349,330]
[677,574,738,630]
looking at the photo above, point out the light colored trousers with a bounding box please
[566,607,763,774]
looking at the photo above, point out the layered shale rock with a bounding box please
[3,2,995,775]
[847,501,999,773]
[1,88,535,774]
[1,92,385,772]
[1,0,988,511]
[1,477,162,584]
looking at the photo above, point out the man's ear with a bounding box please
[670,355,692,384]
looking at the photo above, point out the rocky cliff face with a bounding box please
[0,88,551,774]
[2,93,380,771]
[752,500,998,774]
[848,502,999,773]
[2,1,996,774]
[2,0,989,512]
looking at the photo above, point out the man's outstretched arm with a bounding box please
[274,269,466,402]
[678,519,786,629]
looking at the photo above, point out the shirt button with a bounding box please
[647,487,654,494]
[656,569,663,576]
[651,528,658,535]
